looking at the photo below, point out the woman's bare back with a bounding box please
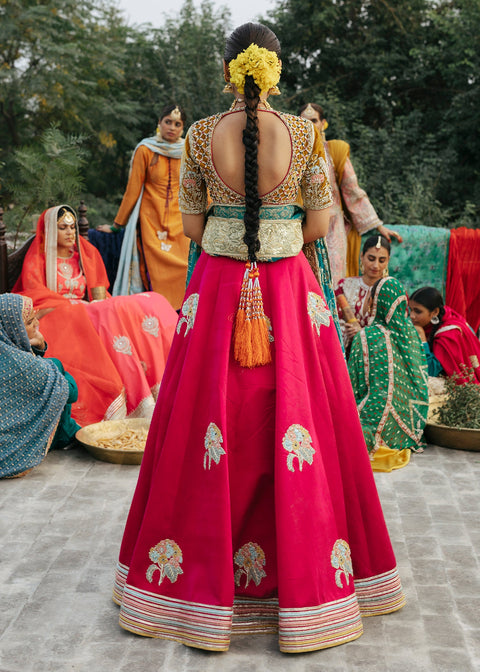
[211,110,292,198]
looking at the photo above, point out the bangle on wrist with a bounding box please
[110,224,121,233]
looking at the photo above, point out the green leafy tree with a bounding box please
[151,0,231,124]
[0,0,141,198]
[3,125,85,242]
[265,0,479,227]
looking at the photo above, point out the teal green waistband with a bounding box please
[209,204,304,221]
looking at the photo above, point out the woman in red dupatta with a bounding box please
[409,286,480,383]
[13,205,178,425]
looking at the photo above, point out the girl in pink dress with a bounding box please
[113,23,405,653]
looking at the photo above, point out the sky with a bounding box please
[114,0,276,30]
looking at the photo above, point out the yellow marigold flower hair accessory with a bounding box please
[229,43,281,95]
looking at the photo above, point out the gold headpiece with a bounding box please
[301,103,329,133]
[58,210,75,226]
[229,43,281,95]
[170,106,182,120]
[303,103,317,119]
[376,236,382,249]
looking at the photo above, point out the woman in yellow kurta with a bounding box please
[102,104,190,310]
[298,102,402,285]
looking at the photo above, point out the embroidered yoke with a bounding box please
[179,110,332,215]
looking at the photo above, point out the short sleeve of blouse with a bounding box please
[178,129,208,214]
[300,126,333,211]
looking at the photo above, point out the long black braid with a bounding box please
[243,75,262,261]
[410,286,445,347]
[224,23,281,262]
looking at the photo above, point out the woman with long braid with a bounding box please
[113,23,405,653]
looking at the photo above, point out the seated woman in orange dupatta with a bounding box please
[13,205,179,426]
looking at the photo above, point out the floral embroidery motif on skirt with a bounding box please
[142,315,159,337]
[146,539,184,586]
[307,291,332,335]
[203,422,225,469]
[113,335,132,355]
[331,539,353,588]
[177,293,199,336]
[234,542,267,588]
[282,424,315,472]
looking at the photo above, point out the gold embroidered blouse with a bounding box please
[178,110,333,214]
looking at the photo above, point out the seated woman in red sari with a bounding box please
[409,286,480,383]
[13,205,179,425]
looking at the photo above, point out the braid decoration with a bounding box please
[232,74,271,367]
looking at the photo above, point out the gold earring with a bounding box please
[383,267,389,278]
[268,85,281,96]
[360,261,364,274]
[223,82,234,94]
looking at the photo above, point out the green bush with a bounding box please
[437,367,480,429]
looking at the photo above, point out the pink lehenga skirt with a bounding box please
[113,251,405,653]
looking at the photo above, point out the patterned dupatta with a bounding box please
[348,277,429,453]
[139,136,185,161]
[0,294,68,478]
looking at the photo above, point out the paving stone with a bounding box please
[400,515,434,536]
[404,534,443,560]
[415,585,456,615]
[429,647,477,672]
[445,566,480,597]
[440,543,478,569]
[454,597,480,629]
[409,563,449,587]
[422,614,467,648]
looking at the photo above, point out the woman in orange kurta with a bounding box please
[104,104,190,310]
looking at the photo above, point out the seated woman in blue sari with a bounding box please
[0,294,80,478]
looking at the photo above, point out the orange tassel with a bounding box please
[233,262,272,368]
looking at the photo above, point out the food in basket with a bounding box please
[81,420,149,451]
[95,426,149,451]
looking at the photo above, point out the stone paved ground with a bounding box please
[1,443,479,672]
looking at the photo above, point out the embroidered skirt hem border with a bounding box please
[113,563,404,653]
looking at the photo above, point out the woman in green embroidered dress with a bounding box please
[348,276,429,471]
